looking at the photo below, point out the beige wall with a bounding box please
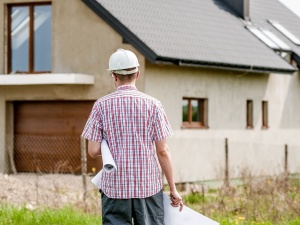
[145,64,300,182]
[0,94,7,173]
[0,0,146,173]
[0,0,146,102]
[0,0,145,94]
[51,0,146,96]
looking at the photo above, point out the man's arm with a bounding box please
[155,139,184,211]
[88,141,101,158]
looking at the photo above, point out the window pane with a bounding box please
[247,26,279,49]
[268,20,300,45]
[262,101,268,127]
[261,29,291,51]
[191,100,199,122]
[182,99,188,122]
[34,5,52,71]
[247,100,253,127]
[11,6,29,72]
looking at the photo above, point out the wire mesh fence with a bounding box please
[1,134,102,174]
[0,134,300,214]
[0,134,102,213]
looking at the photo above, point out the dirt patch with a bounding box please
[0,173,101,213]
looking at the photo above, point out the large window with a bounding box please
[7,2,52,74]
[182,98,208,128]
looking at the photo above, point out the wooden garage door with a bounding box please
[14,101,102,174]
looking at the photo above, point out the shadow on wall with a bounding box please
[279,72,300,129]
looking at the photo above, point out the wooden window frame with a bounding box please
[246,99,253,129]
[262,100,269,129]
[7,2,52,74]
[182,97,209,129]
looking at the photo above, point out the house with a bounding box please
[0,0,299,183]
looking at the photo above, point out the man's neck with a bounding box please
[116,82,135,88]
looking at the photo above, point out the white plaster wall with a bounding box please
[289,145,300,173]
[145,63,300,182]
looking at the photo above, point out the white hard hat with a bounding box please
[108,49,140,75]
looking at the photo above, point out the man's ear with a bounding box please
[113,74,118,82]
[136,71,140,80]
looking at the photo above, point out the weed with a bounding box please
[183,172,300,225]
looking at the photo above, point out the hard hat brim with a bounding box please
[108,67,139,75]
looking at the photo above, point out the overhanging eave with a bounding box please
[155,57,297,74]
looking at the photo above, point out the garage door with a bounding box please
[14,101,102,174]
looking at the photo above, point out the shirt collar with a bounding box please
[117,85,137,91]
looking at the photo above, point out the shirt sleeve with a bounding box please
[152,102,173,141]
[81,101,103,142]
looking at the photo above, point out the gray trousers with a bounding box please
[101,190,165,225]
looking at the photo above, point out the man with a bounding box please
[82,49,183,225]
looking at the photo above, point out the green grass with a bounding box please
[1,174,300,225]
[215,218,300,225]
[0,205,101,225]
[0,202,300,225]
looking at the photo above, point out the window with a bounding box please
[7,2,52,74]
[182,98,208,128]
[260,29,291,51]
[246,100,253,129]
[246,26,291,51]
[262,101,268,129]
[268,20,300,46]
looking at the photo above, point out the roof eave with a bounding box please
[156,57,297,74]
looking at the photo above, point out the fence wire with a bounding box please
[0,134,101,213]
[0,134,300,214]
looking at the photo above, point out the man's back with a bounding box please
[83,84,173,199]
[83,49,183,225]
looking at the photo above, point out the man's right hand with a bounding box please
[170,189,184,212]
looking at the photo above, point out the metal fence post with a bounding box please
[284,144,288,176]
[81,136,87,204]
[224,138,230,187]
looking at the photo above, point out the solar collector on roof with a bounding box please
[250,0,300,60]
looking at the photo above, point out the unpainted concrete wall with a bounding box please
[144,63,300,182]
[0,0,145,173]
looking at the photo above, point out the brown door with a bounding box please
[14,101,102,174]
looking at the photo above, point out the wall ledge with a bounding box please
[0,73,95,85]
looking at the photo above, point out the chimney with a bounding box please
[222,0,250,21]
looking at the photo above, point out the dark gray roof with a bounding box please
[83,0,297,74]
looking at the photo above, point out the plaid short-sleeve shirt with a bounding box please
[82,85,173,199]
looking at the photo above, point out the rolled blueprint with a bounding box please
[163,194,219,225]
[101,139,117,172]
[91,139,116,188]
[91,140,219,225]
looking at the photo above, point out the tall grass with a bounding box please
[1,172,299,225]
[183,171,300,225]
